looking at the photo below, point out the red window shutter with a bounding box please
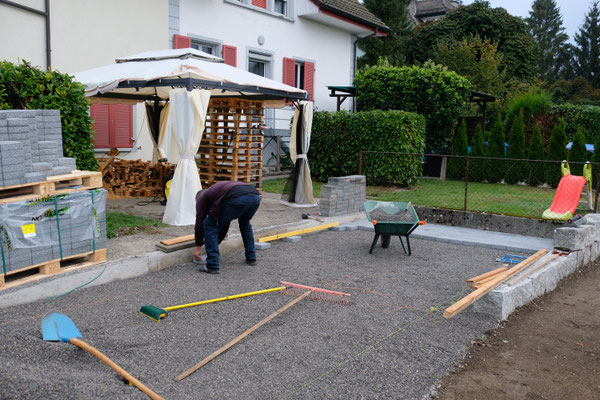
[90,104,110,148]
[222,45,237,67]
[173,34,191,49]
[111,104,133,148]
[283,57,295,86]
[252,0,266,8]
[304,62,315,101]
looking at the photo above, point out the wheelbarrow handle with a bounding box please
[69,338,163,400]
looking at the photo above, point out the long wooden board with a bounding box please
[507,254,560,286]
[444,249,547,319]
[466,266,508,283]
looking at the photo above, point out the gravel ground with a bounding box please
[0,230,510,399]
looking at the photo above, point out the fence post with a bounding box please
[595,163,600,213]
[464,156,469,212]
[276,135,281,173]
[440,156,447,180]
[359,150,363,175]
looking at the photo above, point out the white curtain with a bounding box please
[162,88,211,225]
[289,101,316,205]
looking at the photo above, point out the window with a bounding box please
[283,57,314,101]
[191,39,220,56]
[248,50,273,78]
[274,0,287,14]
[91,104,133,149]
[295,62,305,90]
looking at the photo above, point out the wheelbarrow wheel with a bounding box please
[381,235,391,248]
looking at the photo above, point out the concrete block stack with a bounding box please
[0,141,25,187]
[0,189,107,273]
[0,109,77,188]
[318,175,366,217]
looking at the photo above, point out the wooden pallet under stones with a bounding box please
[0,248,107,290]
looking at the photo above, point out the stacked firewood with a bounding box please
[98,157,174,198]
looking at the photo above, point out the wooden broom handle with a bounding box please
[175,290,312,382]
[69,338,163,400]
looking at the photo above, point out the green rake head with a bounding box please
[139,305,167,322]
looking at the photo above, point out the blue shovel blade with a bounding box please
[42,312,82,342]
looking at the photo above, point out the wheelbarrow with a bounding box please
[363,201,425,256]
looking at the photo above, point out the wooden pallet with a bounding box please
[0,248,107,290]
[0,170,103,204]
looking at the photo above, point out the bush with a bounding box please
[468,124,486,182]
[505,110,526,184]
[526,124,545,186]
[569,126,589,176]
[485,118,505,183]
[355,62,472,153]
[548,103,600,144]
[309,110,426,186]
[504,91,551,135]
[546,118,568,187]
[447,120,468,180]
[0,60,96,170]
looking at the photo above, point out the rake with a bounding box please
[174,281,351,381]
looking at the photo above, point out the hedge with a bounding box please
[0,60,96,170]
[354,62,472,154]
[547,104,600,144]
[309,110,426,186]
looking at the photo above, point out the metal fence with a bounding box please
[358,151,600,219]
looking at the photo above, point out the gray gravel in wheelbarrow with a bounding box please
[0,230,520,399]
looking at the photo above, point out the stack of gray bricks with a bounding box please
[0,189,107,273]
[318,175,366,217]
[0,109,77,187]
[0,142,25,187]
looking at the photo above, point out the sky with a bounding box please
[462,0,594,42]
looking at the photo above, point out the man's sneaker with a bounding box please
[198,264,220,274]
[192,255,206,266]
[246,258,257,266]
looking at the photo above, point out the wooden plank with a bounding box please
[466,266,508,283]
[507,254,560,286]
[160,234,195,246]
[258,223,339,243]
[444,249,547,319]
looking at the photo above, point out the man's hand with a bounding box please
[193,246,203,261]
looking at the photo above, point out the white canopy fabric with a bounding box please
[287,101,316,206]
[162,89,211,226]
[73,48,306,105]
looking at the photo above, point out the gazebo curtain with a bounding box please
[162,88,211,225]
[287,101,315,206]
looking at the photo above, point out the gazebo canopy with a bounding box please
[73,48,307,105]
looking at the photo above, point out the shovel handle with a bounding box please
[69,338,163,400]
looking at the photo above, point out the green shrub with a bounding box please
[569,126,589,176]
[485,118,506,183]
[526,124,546,186]
[309,110,426,186]
[0,60,96,170]
[505,110,526,184]
[504,91,551,134]
[548,103,600,144]
[447,120,468,180]
[354,62,472,153]
[468,124,486,182]
[546,118,568,187]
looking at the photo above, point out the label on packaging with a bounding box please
[21,223,36,238]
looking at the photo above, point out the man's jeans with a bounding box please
[202,193,260,270]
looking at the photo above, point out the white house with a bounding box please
[0,0,387,165]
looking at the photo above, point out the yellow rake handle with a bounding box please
[164,286,287,311]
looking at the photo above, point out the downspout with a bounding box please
[353,28,378,112]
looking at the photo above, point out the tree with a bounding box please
[447,120,468,181]
[569,126,589,175]
[469,124,486,182]
[546,118,568,187]
[574,1,600,88]
[526,0,571,82]
[527,123,546,186]
[408,1,539,82]
[505,110,526,184]
[486,118,506,183]
[358,0,412,68]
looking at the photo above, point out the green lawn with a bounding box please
[262,177,585,218]
[106,212,167,239]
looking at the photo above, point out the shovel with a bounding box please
[42,312,163,400]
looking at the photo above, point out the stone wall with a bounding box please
[318,175,366,217]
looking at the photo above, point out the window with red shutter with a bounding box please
[304,62,315,101]
[222,45,237,67]
[173,34,191,49]
[252,0,266,9]
[91,104,110,148]
[90,104,133,149]
[283,57,295,86]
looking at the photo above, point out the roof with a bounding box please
[408,0,459,25]
[311,0,390,33]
